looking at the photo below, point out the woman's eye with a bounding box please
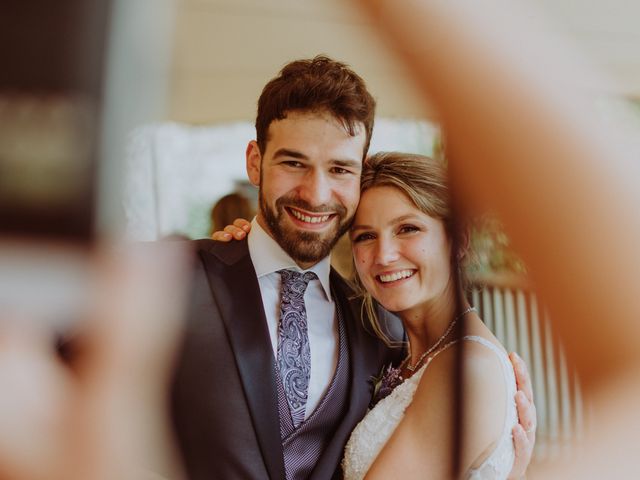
[398,225,419,234]
[353,232,375,243]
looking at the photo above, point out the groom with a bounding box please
[170,56,536,479]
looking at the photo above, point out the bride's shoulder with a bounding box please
[460,338,510,396]
[412,336,509,429]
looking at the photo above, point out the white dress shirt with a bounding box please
[248,218,339,419]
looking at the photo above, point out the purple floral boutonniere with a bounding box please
[370,364,403,408]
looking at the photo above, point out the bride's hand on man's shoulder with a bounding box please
[211,218,252,242]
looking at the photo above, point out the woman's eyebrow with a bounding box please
[351,214,420,231]
[351,223,372,231]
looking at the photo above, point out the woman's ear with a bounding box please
[246,141,262,187]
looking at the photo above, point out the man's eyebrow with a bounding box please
[272,148,309,160]
[332,159,362,170]
[271,149,362,169]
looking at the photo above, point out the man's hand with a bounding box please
[508,352,537,479]
[211,218,252,241]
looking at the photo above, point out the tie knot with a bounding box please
[279,269,317,294]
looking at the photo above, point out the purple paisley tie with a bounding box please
[277,269,316,428]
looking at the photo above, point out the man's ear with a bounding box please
[246,141,262,187]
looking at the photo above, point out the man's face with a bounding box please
[246,111,366,268]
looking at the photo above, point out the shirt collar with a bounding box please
[248,217,332,299]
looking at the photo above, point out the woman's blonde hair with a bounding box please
[353,151,463,345]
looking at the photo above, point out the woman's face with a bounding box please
[351,185,453,314]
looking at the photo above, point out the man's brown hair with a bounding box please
[255,55,376,158]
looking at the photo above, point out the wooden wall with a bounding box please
[168,0,430,124]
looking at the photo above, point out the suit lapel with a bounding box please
[199,240,285,480]
[311,270,383,479]
[331,271,377,433]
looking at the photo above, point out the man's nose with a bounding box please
[297,170,332,207]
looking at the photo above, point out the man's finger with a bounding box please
[510,352,533,403]
[509,424,531,479]
[515,390,537,437]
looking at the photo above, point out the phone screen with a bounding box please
[0,0,111,245]
[0,94,97,244]
[0,0,112,324]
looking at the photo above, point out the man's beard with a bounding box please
[260,192,352,265]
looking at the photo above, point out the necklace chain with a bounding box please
[403,306,477,373]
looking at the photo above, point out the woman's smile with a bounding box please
[376,269,417,285]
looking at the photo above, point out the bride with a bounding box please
[342,151,517,479]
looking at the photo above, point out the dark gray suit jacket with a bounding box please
[171,239,402,480]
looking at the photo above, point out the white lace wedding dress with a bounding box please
[342,336,517,480]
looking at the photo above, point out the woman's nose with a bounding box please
[374,237,400,265]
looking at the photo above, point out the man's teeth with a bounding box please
[378,270,415,283]
[290,209,330,224]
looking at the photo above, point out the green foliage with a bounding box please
[467,214,527,276]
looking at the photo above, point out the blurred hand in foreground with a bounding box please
[0,243,190,480]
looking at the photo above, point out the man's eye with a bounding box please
[283,160,303,168]
[353,232,375,243]
[331,167,350,175]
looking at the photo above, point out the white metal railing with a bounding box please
[469,274,583,463]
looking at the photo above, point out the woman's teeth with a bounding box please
[290,209,330,224]
[378,270,415,283]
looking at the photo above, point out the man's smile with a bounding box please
[286,206,337,229]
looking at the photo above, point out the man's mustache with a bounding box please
[275,196,347,217]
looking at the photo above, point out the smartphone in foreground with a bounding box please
[0,0,111,327]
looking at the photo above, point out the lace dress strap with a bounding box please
[427,335,502,364]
